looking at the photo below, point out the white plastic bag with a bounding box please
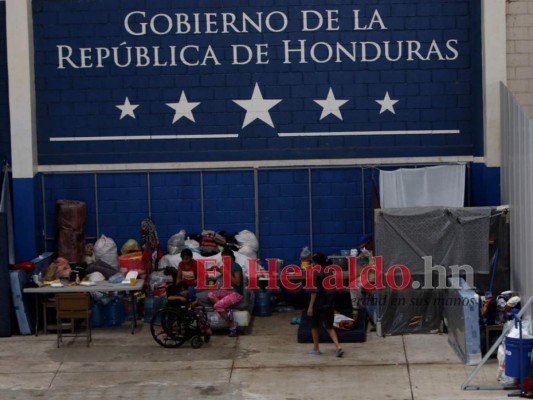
[184,236,200,249]
[507,316,533,339]
[497,343,506,381]
[497,342,517,384]
[93,235,119,269]
[233,252,253,277]
[167,230,186,255]
[238,245,257,259]
[300,246,312,260]
[235,230,259,252]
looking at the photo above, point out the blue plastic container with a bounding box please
[254,290,272,317]
[90,300,104,328]
[505,336,533,378]
[104,297,125,327]
[143,297,167,323]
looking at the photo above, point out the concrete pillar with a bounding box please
[6,0,38,261]
[482,0,507,167]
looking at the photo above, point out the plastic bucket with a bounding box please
[505,336,533,377]
[118,251,147,279]
[254,290,272,317]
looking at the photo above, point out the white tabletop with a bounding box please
[23,279,144,294]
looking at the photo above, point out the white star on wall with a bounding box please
[233,83,282,128]
[166,91,201,124]
[375,92,399,114]
[314,88,349,120]
[116,97,139,120]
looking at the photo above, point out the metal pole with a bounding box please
[147,172,152,218]
[41,174,47,251]
[308,168,313,255]
[519,316,524,395]
[200,171,205,230]
[361,168,366,235]
[254,168,260,258]
[94,174,100,238]
[462,296,533,390]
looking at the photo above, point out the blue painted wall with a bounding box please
[0,2,10,164]
[150,171,202,241]
[38,168,375,265]
[259,169,311,263]
[8,0,497,263]
[32,0,483,165]
[203,170,255,234]
[37,163,500,265]
[469,163,501,207]
[311,168,373,255]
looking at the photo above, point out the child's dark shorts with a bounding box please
[311,308,334,330]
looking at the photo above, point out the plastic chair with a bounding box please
[55,293,92,347]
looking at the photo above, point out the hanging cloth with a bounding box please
[140,217,163,274]
[379,164,465,208]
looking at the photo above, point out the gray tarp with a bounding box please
[373,207,491,335]
[375,206,491,275]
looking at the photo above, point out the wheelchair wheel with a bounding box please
[190,335,203,349]
[150,308,189,348]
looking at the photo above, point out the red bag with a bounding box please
[201,236,217,248]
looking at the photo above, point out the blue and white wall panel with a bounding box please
[6,0,500,262]
[33,0,483,166]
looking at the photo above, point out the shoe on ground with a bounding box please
[308,350,322,355]
[228,322,239,337]
[336,348,345,358]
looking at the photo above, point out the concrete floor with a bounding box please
[0,312,513,400]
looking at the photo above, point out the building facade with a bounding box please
[1,0,513,264]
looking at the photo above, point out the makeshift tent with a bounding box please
[373,206,493,335]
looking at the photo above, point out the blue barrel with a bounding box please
[143,297,167,323]
[104,297,125,327]
[91,300,104,327]
[505,336,533,378]
[143,297,155,323]
[254,290,272,317]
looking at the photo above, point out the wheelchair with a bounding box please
[150,305,210,349]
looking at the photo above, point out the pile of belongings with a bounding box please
[481,290,521,325]
[166,229,258,259]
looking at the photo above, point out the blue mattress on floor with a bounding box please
[297,308,367,343]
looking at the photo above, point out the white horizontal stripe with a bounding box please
[50,134,238,142]
[278,130,460,137]
[150,134,238,139]
[37,156,474,173]
[50,135,150,141]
